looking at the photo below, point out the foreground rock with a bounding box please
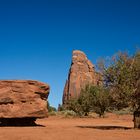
[63,50,102,104]
[0,80,50,126]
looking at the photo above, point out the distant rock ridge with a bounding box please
[63,50,102,104]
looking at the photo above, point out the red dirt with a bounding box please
[0,114,139,140]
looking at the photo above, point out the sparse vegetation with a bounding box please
[112,107,133,115]
[58,104,65,111]
[63,85,110,117]
[62,50,140,128]
[47,101,57,112]
[58,110,77,117]
[98,50,140,128]
[48,111,57,116]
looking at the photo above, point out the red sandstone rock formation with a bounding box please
[0,80,49,121]
[63,50,102,104]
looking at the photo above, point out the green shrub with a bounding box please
[58,104,64,111]
[58,110,77,117]
[48,111,57,116]
[47,101,57,112]
[64,85,110,117]
[113,107,133,115]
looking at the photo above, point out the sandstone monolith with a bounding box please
[63,50,102,104]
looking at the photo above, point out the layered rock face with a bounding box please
[0,80,49,125]
[63,50,102,104]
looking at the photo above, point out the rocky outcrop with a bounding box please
[0,80,50,125]
[63,50,102,104]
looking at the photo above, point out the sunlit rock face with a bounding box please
[63,50,102,104]
[0,80,50,125]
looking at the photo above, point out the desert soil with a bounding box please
[0,114,139,140]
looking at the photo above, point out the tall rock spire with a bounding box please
[63,50,101,104]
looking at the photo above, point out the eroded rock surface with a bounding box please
[63,50,102,104]
[0,80,50,121]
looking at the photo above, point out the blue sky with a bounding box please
[0,0,140,108]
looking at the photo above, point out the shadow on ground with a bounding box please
[77,125,133,130]
[0,123,45,127]
[0,118,45,127]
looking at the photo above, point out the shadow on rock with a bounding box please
[0,118,45,127]
[77,125,132,130]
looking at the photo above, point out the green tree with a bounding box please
[78,85,95,116]
[98,50,140,128]
[64,85,110,117]
[47,101,57,112]
[131,51,140,111]
[91,86,110,117]
[80,85,109,117]
[64,98,83,116]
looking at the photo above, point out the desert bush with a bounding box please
[58,104,64,111]
[48,111,57,116]
[112,107,133,115]
[58,110,77,117]
[64,85,110,117]
[80,85,110,117]
[64,99,83,116]
[47,101,57,112]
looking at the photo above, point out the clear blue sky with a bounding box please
[0,0,140,108]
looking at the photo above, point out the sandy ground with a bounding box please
[0,114,139,140]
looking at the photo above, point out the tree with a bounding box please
[91,86,110,117]
[64,85,110,117]
[80,85,109,117]
[64,98,83,116]
[131,51,140,111]
[98,50,140,128]
[78,85,95,116]
[47,101,57,112]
